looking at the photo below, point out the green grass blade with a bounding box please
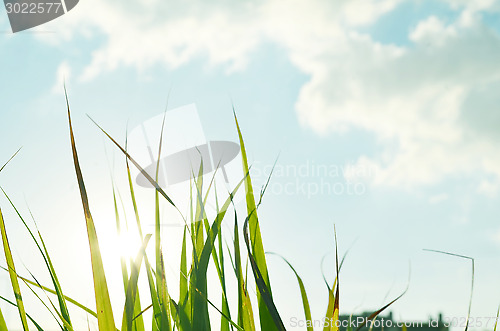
[65,89,116,331]
[88,115,176,207]
[242,214,285,331]
[321,231,356,331]
[331,231,341,331]
[234,212,255,331]
[112,185,130,290]
[112,184,145,331]
[194,162,206,258]
[0,267,98,318]
[0,147,21,174]
[154,113,171,331]
[1,266,96,318]
[0,208,29,331]
[191,174,245,331]
[0,306,7,331]
[494,305,499,331]
[122,234,152,331]
[214,187,230,331]
[322,228,343,331]
[323,280,336,331]
[124,155,162,331]
[21,271,66,330]
[1,188,73,329]
[170,297,192,331]
[268,253,312,331]
[125,148,144,239]
[233,110,277,330]
[179,226,191,330]
[190,164,211,331]
[0,295,44,331]
[36,230,73,329]
[144,259,162,331]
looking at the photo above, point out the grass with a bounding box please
[0,93,408,331]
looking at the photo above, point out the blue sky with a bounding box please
[1,0,500,330]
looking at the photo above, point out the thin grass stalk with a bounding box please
[268,252,313,331]
[124,157,162,331]
[1,189,73,329]
[0,267,98,318]
[122,235,152,331]
[0,295,44,330]
[233,110,277,330]
[234,212,255,331]
[0,148,21,174]
[65,89,116,330]
[0,209,29,331]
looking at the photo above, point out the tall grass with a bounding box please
[0,94,405,331]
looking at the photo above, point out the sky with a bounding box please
[1,0,500,330]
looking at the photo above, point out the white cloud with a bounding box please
[37,0,500,192]
[443,0,499,12]
[290,11,500,190]
[38,0,265,80]
[342,0,402,26]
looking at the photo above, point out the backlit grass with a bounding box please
[0,93,410,331]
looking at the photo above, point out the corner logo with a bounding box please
[128,104,244,225]
[4,0,79,33]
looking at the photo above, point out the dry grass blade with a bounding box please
[65,87,116,331]
[424,249,474,331]
[354,263,410,331]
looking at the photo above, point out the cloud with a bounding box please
[443,0,499,12]
[37,0,266,80]
[37,0,402,79]
[292,11,500,190]
[36,0,500,192]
